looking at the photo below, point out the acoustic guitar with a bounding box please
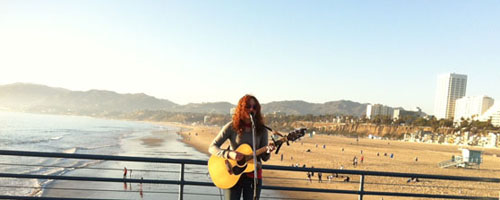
[208,127,307,189]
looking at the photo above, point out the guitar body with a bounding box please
[208,143,256,189]
[208,127,307,189]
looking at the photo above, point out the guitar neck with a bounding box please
[245,139,285,162]
[255,146,268,157]
[243,146,267,162]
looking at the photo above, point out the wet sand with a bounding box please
[170,122,500,200]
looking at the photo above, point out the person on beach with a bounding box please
[208,94,276,200]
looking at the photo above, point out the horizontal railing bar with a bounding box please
[363,191,497,200]
[0,150,206,165]
[263,164,500,182]
[0,185,316,200]
[265,176,500,192]
[0,162,197,174]
[263,185,496,200]
[0,184,217,196]
[0,173,214,186]
[0,196,119,200]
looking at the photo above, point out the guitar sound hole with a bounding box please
[237,159,246,166]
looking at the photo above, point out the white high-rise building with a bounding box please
[453,95,494,122]
[433,73,467,119]
[366,104,393,119]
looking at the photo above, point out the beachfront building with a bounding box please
[366,104,393,119]
[434,73,467,119]
[479,103,500,127]
[453,95,494,123]
[393,107,424,120]
[479,133,498,148]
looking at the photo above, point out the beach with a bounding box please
[172,122,500,200]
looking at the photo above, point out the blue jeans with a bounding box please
[224,175,262,200]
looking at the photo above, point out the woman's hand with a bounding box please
[228,150,244,161]
[266,142,276,154]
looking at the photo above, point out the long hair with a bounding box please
[233,94,265,135]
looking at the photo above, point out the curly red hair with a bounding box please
[233,94,265,135]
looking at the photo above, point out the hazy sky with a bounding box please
[1,1,499,113]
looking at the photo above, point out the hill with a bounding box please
[263,100,368,116]
[0,83,177,115]
[0,83,370,116]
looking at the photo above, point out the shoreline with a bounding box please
[40,121,217,199]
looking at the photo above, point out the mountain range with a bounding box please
[0,83,370,116]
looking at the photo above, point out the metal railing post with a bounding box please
[359,174,365,200]
[179,163,185,200]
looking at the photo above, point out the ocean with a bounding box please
[0,111,223,199]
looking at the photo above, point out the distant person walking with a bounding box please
[123,167,128,178]
[318,172,323,183]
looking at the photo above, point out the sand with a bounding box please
[169,122,500,200]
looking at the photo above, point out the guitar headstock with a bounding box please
[273,127,307,154]
[286,127,307,142]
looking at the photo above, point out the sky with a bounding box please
[1,1,499,114]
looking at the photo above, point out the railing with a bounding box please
[0,149,499,200]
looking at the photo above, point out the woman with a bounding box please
[208,94,275,200]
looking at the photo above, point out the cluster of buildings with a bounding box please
[365,73,500,127]
[404,130,499,148]
[366,104,423,120]
[433,73,500,126]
